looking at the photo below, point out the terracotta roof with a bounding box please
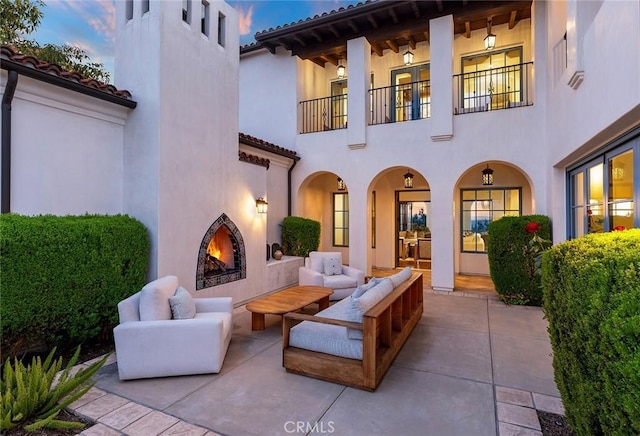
[1,45,135,107]
[239,133,299,160]
[239,151,270,169]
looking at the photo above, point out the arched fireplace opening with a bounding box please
[196,213,246,289]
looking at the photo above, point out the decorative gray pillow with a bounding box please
[351,277,381,299]
[323,255,342,276]
[169,286,196,319]
[388,266,412,287]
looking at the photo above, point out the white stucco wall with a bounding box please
[0,73,129,215]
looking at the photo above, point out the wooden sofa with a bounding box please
[282,271,423,391]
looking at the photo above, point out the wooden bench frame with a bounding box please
[282,272,423,391]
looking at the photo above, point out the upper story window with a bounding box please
[459,47,525,112]
[461,188,521,253]
[391,64,430,122]
[333,193,349,247]
[218,12,226,47]
[201,1,210,36]
[142,0,149,14]
[182,0,191,23]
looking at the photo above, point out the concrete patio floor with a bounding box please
[71,275,564,436]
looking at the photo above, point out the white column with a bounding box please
[429,14,454,142]
[346,37,371,149]
[347,182,368,276]
[430,185,454,292]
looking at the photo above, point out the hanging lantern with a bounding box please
[482,165,494,186]
[404,170,414,189]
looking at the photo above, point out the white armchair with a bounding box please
[298,251,365,300]
[113,275,232,380]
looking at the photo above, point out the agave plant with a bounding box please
[0,346,108,432]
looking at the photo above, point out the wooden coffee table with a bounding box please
[246,285,333,331]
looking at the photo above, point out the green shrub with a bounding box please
[542,229,640,435]
[0,214,149,359]
[487,215,551,305]
[281,216,320,257]
[0,346,108,432]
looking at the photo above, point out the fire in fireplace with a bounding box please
[196,213,246,289]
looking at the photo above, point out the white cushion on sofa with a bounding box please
[169,287,196,319]
[289,321,363,360]
[387,267,412,287]
[139,275,178,321]
[351,277,381,298]
[323,274,358,289]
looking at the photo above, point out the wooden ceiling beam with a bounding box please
[320,55,339,66]
[309,30,323,42]
[509,10,518,29]
[310,57,326,68]
[277,38,291,51]
[424,31,430,44]
[385,39,399,53]
[388,7,399,24]
[371,44,384,57]
[408,36,416,50]
[367,14,378,29]
[464,21,471,38]
[327,24,340,38]
[293,36,307,47]
[411,2,421,18]
[347,19,359,33]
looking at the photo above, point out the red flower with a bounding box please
[525,222,541,234]
[614,226,626,231]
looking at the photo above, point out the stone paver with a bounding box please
[75,393,130,421]
[497,402,542,431]
[122,410,180,436]
[533,392,565,415]
[98,401,153,429]
[496,386,534,408]
[498,421,543,436]
[79,422,123,436]
[69,387,108,410]
[159,420,209,435]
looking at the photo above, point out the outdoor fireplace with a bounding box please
[196,213,246,289]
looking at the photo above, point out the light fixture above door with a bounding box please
[337,177,346,191]
[482,164,494,186]
[484,19,496,50]
[404,170,414,189]
[337,59,346,78]
[403,50,414,66]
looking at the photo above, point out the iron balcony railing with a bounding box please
[453,62,533,114]
[299,94,348,134]
[369,79,431,125]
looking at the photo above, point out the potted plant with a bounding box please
[414,225,430,238]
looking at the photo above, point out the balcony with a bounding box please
[298,62,534,134]
[453,62,534,114]
[299,94,347,134]
[369,80,431,126]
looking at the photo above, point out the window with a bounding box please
[333,193,349,247]
[461,188,521,253]
[201,1,209,35]
[371,191,376,248]
[568,130,639,238]
[461,47,523,111]
[126,0,133,20]
[391,64,430,122]
[141,0,149,14]
[182,0,190,23]
[330,80,347,130]
[218,12,226,47]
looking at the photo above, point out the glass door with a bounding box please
[391,65,430,122]
[331,80,347,129]
[397,190,431,268]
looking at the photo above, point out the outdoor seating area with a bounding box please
[85,275,563,435]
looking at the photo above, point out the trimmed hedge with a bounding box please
[0,214,149,359]
[542,229,640,435]
[487,215,551,305]
[281,216,320,257]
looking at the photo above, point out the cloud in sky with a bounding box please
[236,5,255,36]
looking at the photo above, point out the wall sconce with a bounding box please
[403,50,414,66]
[404,170,414,189]
[337,59,346,78]
[484,19,496,50]
[482,165,494,186]
[337,177,346,191]
[256,197,268,214]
